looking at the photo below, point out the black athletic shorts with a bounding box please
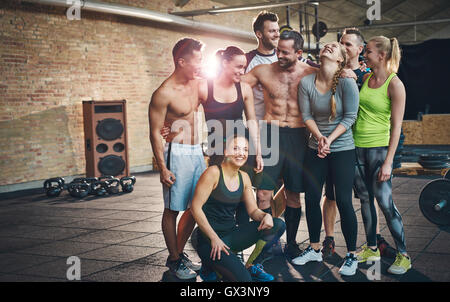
[257,124,308,193]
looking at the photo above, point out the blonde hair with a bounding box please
[369,36,401,74]
[329,44,347,121]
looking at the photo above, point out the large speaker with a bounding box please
[82,100,129,178]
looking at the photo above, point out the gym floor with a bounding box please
[0,172,448,282]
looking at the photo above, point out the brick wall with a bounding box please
[0,0,256,187]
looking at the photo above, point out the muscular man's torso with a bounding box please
[257,61,317,128]
[162,78,201,145]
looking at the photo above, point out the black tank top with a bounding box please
[201,165,244,237]
[203,79,245,122]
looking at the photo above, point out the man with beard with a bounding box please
[245,11,280,121]
[242,30,317,261]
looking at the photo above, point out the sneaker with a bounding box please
[321,237,336,258]
[199,266,218,282]
[339,253,358,276]
[236,251,245,265]
[284,242,303,261]
[356,245,381,263]
[291,246,323,266]
[377,237,397,258]
[166,257,197,280]
[180,252,202,271]
[388,253,411,275]
[248,263,274,282]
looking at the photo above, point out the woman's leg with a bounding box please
[368,148,407,254]
[196,231,252,282]
[303,147,327,249]
[354,147,378,248]
[330,150,357,253]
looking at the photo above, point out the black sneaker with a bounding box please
[321,237,336,258]
[284,242,303,261]
[377,237,397,258]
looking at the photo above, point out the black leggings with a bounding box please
[195,218,285,282]
[304,147,357,251]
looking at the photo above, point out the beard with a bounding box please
[278,57,295,69]
[261,35,277,50]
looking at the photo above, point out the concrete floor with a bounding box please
[0,172,448,282]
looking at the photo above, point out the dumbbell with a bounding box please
[120,176,136,193]
[418,169,450,226]
[43,177,65,197]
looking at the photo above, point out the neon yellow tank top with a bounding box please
[353,72,396,147]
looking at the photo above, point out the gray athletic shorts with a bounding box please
[163,142,206,212]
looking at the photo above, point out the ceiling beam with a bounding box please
[391,2,450,39]
[325,17,450,32]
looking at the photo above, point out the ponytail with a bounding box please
[369,36,401,74]
[215,46,245,74]
[388,37,401,74]
[329,44,347,121]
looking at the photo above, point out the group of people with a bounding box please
[149,11,411,282]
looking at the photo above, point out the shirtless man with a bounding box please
[149,38,205,279]
[242,30,317,261]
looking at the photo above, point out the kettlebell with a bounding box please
[44,177,65,197]
[120,176,136,193]
[105,178,121,194]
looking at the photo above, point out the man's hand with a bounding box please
[160,168,176,187]
[254,154,264,174]
[359,61,368,72]
[257,213,274,231]
[160,125,170,140]
[340,68,357,81]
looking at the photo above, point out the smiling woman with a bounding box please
[190,133,286,282]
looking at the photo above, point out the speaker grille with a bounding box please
[96,118,124,141]
[98,155,125,176]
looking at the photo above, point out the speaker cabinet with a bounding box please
[82,100,129,178]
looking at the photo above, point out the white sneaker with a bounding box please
[166,257,197,280]
[339,253,358,276]
[175,260,197,280]
[180,252,202,271]
[291,246,323,265]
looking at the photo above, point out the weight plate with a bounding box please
[419,154,449,161]
[419,179,450,226]
[418,160,450,169]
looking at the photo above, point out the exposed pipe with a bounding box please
[22,0,321,50]
[23,0,255,41]
[170,0,334,17]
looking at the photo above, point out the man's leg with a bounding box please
[256,189,273,214]
[176,208,197,255]
[285,190,301,244]
[162,208,180,262]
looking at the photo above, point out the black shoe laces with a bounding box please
[344,255,356,267]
